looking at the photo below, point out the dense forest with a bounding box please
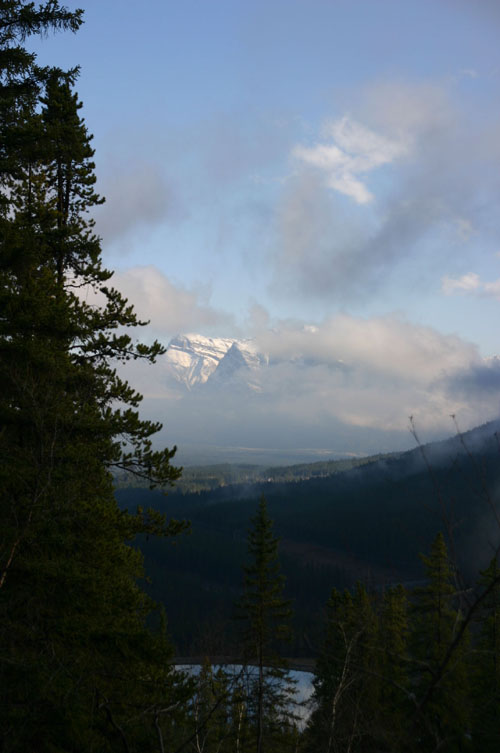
[118,420,500,656]
[2,3,500,752]
[113,453,397,494]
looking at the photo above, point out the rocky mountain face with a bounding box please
[164,334,268,390]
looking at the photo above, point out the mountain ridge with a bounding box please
[164,333,268,390]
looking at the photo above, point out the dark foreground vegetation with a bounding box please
[119,420,500,655]
[2,3,500,752]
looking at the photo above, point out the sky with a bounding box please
[30,0,500,460]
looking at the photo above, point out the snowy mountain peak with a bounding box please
[164,333,267,389]
[211,341,268,389]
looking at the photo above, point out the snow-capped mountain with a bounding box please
[164,334,268,390]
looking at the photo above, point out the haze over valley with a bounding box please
[122,329,500,465]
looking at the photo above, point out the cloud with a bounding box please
[442,272,481,294]
[292,115,408,204]
[446,357,500,399]
[257,314,477,383]
[253,316,484,435]
[484,279,500,298]
[124,314,498,459]
[442,272,500,299]
[358,80,453,140]
[273,80,500,301]
[95,163,184,243]
[83,265,234,338]
[273,168,446,300]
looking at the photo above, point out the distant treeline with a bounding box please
[114,453,397,493]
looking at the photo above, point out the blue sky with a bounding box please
[29,0,500,456]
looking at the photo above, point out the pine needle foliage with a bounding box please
[237,495,296,753]
[0,4,189,750]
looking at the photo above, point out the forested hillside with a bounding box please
[114,452,395,493]
[118,419,500,654]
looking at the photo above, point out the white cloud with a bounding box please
[257,314,477,388]
[127,314,497,458]
[253,316,496,435]
[273,80,500,302]
[81,265,234,338]
[442,272,500,300]
[442,272,481,294]
[292,115,408,204]
[483,279,500,298]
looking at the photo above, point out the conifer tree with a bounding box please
[410,533,470,751]
[186,660,233,753]
[237,495,295,753]
[471,556,500,751]
[305,588,354,753]
[305,584,380,753]
[377,584,411,751]
[0,5,189,749]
